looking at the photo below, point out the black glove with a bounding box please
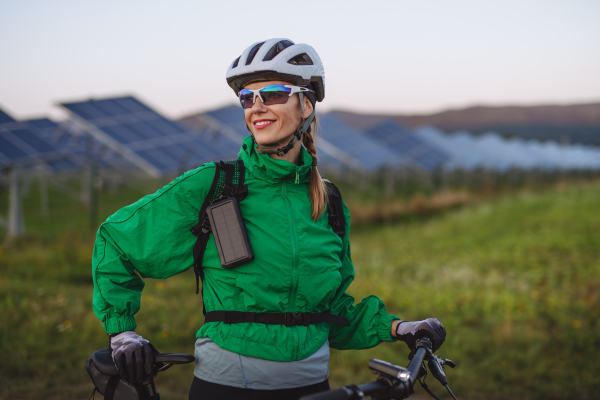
[109,331,157,383]
[395,318,446,352]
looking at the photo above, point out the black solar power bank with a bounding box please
[206,197,254,269]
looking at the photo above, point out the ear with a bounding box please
[302,95,314,119]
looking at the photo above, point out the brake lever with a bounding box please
[428,355,456,386]
[441,358,456,369]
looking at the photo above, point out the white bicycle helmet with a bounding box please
[226,38,325,155]
[226,38,325,102]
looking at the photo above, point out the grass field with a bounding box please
[1,179,599,399]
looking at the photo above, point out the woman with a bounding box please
[92,38,446,400]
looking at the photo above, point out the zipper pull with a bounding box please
[295,168,299,184]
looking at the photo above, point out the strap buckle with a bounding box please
[200,217,211,234]
[285,312,309,326]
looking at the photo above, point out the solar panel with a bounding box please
[0,120,67,168]
[0,133,28,159]
[364,122,450,171]
[204,105,249,137]
[18,118,90,171]
[60,96,240,176]
[317,115,406,171]
[0,107,16,124]
[413,127,492,170]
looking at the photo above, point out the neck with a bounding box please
[268,139,303,165]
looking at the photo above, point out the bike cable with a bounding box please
[417,362,443,400]
[418,378,443,400]
[444,384,458,400]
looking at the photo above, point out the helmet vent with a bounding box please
[287,53,313,65]
[245,42,265,65]
[262,40,295,61]
[232,56,240,69]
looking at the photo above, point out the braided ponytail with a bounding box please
[302,115,327,221]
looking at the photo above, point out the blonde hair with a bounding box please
[302,115,327,221]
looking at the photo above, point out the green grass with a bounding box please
[1,180,599,399]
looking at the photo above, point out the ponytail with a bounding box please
[302,115,327,221]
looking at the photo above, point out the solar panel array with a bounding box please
[317,115,405,170]
[185,107,409,171]
[60,96,240,176]
[183,105,346,170]
[3,99,599,177]
[414,126,600,171]
[364,121,449,171]
[184,105,600,173]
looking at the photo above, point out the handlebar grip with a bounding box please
[299,387,352,400]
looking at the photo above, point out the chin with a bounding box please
[253,131,283,146]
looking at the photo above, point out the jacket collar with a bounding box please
[238,136,313,184]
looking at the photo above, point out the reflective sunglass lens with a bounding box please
[262,91,289,106]
[239,92,254,109]
[260,85,291,106]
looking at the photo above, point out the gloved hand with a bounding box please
[395,318,446,352]
[109,331,157,383]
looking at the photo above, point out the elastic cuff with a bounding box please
[103,315,137,334]
[376,313,401,342]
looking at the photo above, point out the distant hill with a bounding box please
[329,102,600,145]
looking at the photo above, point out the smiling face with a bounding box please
[243,80,313,148]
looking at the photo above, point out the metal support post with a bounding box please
[40,169,49,218]
[7,167,26,239]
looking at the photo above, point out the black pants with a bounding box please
[188,377,330,400]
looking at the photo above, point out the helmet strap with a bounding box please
[252,93,316,157]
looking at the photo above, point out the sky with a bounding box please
[1,0,599,121]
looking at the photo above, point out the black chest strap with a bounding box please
[204,311,350,326]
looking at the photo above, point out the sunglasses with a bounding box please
[239,84,314,109]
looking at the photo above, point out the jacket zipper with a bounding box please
[282,182,300,359]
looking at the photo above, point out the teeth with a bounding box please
[255,121,273,126]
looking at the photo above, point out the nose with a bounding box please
[251,94,267,113]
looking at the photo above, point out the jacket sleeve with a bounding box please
[92,164,215,334]
[327,200,401,350]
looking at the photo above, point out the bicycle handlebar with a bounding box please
[155,353,195,365]
[300,347,429,400]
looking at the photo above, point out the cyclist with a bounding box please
[92,38,446,400]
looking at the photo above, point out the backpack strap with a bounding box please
[190,160,247,313]
[323,179,346,239]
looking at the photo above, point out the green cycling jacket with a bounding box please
[92,136,400,361]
